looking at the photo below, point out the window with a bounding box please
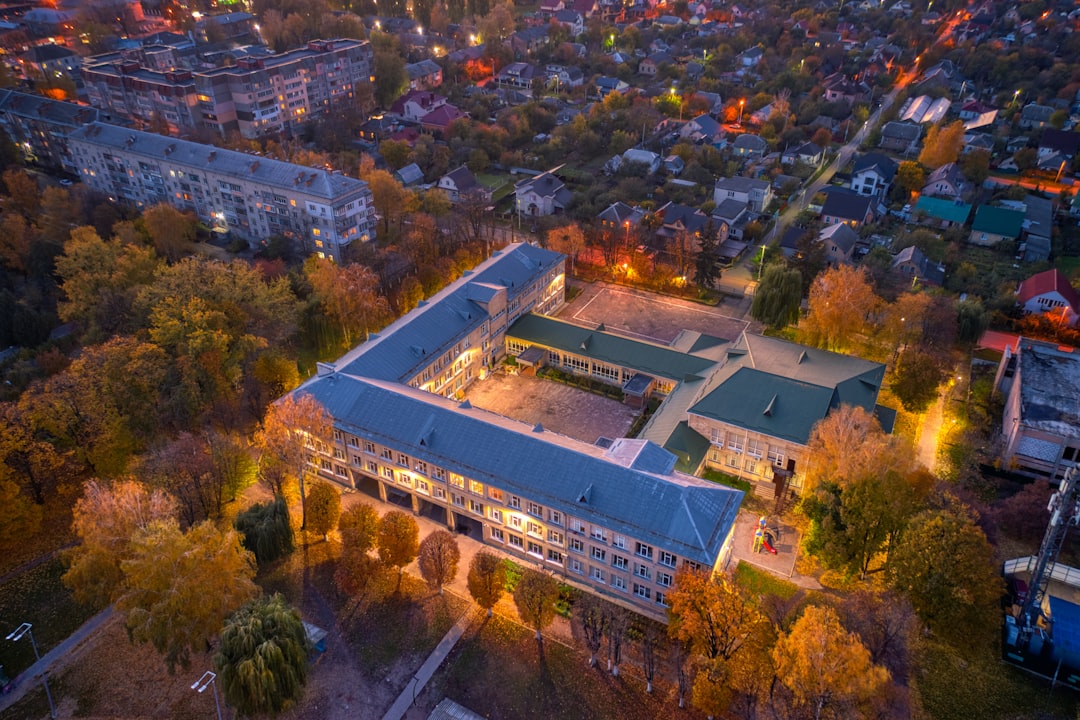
[527,501,542,517]
[382,467,394,480]
[380,448,392,460]
[335,465,347,477]
[469,499,483,515]
[414,460,428,475]
[450,474,465,489]
[489,488,504,503]
[527,541,543,557]
[570,559,584,574]
[569,537,584,553]
[659,551,676,568]
[548,530,563,545]
[452,494,465,508]
[353,455,363,467]
[591,527,607,543]
[768,448,785,467]
[527,521,543,537]
[612,534,627,549]
[469,480,484,495]
[634,564,652,580]
[547,549,563,564]
[347,436,360,449]
[612,554,627,570]
[726,454,739,469]
[633,584,651,600]
[611,575,627,591]
[508,534,524,549]
[489,508,503,523]
[510,515,522,529]
[416,479,429,494]
[746,438,763,459]
[549,510,562,526]
[635,542,654,560]
[433,487,446,500]
[744,459,757,475]
[333,448,345,460]
[657,571,673,588]
[433,467,447,481]
[591,547,606,562]
[491,528,505,543]
[398,453,410,466]
[398,473,412,487]
[509,496,521,510]
[366,460,378,475]
[656,592,668,607]
[590,567,605,583]
[570,519,585,534]
[333,429,343,442]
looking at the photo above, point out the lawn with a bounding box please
[735,560,799,600]
[420,613,701,720]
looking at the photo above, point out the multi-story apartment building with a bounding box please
[290,244,743,619]
[0,90,122,174]
[67,122,375,260]
[82,39,372,138]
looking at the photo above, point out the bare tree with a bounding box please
[572,593,608,667]
[605,604,631,675]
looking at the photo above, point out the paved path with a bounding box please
[380,611,472,720]
[917,389,946,474]
[0,606,114,715]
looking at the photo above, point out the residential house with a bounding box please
[921,162,969,200]
[508,27,550,57]
[995,338,1080,481]
[594,76,629,97]
[419,104,468,135]
[638,51,673,76]
[959,99,997,121]
[822,73,870,105]
[781,142,824,167]
[515,169,573,217]
[1017,195,1054,264]
[553,9,584,35]
[680,114,722,144]
[389,89,448,123]
[1016,269,1080,325]
[818,223,859,265]
[1037,128,1080,176]
[609,148,662,175]
[597,201,646,233]
[663,155,685,175]
[438,165,491,204]
[732,134,769,160]
[968,205,1025,246]
[19,44,81,79]
[963,133,995,155]
[655,202,711,252]
[544,65,584,89]
[891,245,945,286]
[851,152,897,197]
[879,121,922,154]
[713,176,772,213]
[737,46,763,68]
[712,199,749,243]
[405,59,443,90]
[820,190,876,228]
[911,196,971,228]
[394,163,424,187]
[496,62,538,91]
[1020,104,1055,131]
[694,91,724,115]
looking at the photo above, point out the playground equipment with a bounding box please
[753,516,778,555]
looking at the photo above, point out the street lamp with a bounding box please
[5,623,56,719]
[191,670,224,720]
[758,243,766,281]
[737,98,745,126]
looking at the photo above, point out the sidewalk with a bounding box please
[381,611,472,720]
[0,607,114,715]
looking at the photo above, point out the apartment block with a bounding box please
[290,245,743,619]
[0,90,121,174]
[68,122,375,260]
[82,39,372,138]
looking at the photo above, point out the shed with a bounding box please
[303,621,328,654]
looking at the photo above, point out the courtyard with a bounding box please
[464,371,638,444]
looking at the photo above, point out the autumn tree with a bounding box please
[958,149,991,185]
[467,550,507,617]
[215,594,309,716]
[800,265,879,352]
[417,529,461,594]
[837,590,916,679]
[918,120,965,170]
[305,258,391,347]
[887,506,1003,645]
[800,405,909,494]
[62,480,178,608]
[234,497,294,566]
[0,477,42,551]
[894,161,926,197]
[546,222,586,276]
[751,264,803,329]
[514,568,559,643]
[135,433,219,526]
[572,593,608,667]
[0,402,67,505]
[141,203,197,262]
[378,510,420,590]
[255,392,332,531]
[118,519,258,672]
[890,347,945,413]
[305,481,341,541]
[339,503,380,554]
[773,605,890,720]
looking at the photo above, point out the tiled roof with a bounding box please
[971,205,1024,237]
[1017,269,1080,311]
[913,196,971,224]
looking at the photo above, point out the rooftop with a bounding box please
[1016,341,1080,440]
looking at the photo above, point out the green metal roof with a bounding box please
[971,205,1025,237]
[507,314,717,381]
[913,196,971,224]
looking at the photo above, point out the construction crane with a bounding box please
[1016,465,1080,646]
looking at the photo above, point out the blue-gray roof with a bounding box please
[303,374,743,564]
[330,244,564,382]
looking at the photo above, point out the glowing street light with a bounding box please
[737,98,745,126]
[191,671,224,720]
[6,623,56,719]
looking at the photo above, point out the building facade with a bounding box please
[0,90,118,174]
[68,122,375,260]
[82,39,372,138]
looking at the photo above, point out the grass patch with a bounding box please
[734,560,799,600]
[0,557,94,676]
[701,469,753,493]
[913,636,1076,720]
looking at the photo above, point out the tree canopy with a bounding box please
[467,550,507,616]
[513,568,559,642]
[800,265,878,352]
[417,529,461,594]
[751,264,803,329]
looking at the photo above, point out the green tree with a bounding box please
[513,568,559,642]
[118,519,258,673]
[305,481,341,541]
[373,50,408,108]
[467,551,507,617]
[956,296,990,344]
[62,480,179,608]
[894,161,926,197]
[255,392,332,531]
[887,506,1003,645]
[379,139,412,170]
[378,510,419,590]
[694,222,722,290]
[772,605,890,720]
[234,497,295,566]
[958,149,991,185]
[751,264,803,328]
[215,594,309,716]
[890,347,945,413]
[417,529,461,594]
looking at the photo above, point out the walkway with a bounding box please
[917,390,946,474]
[380,610,472,720]
[0,606,114,714]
